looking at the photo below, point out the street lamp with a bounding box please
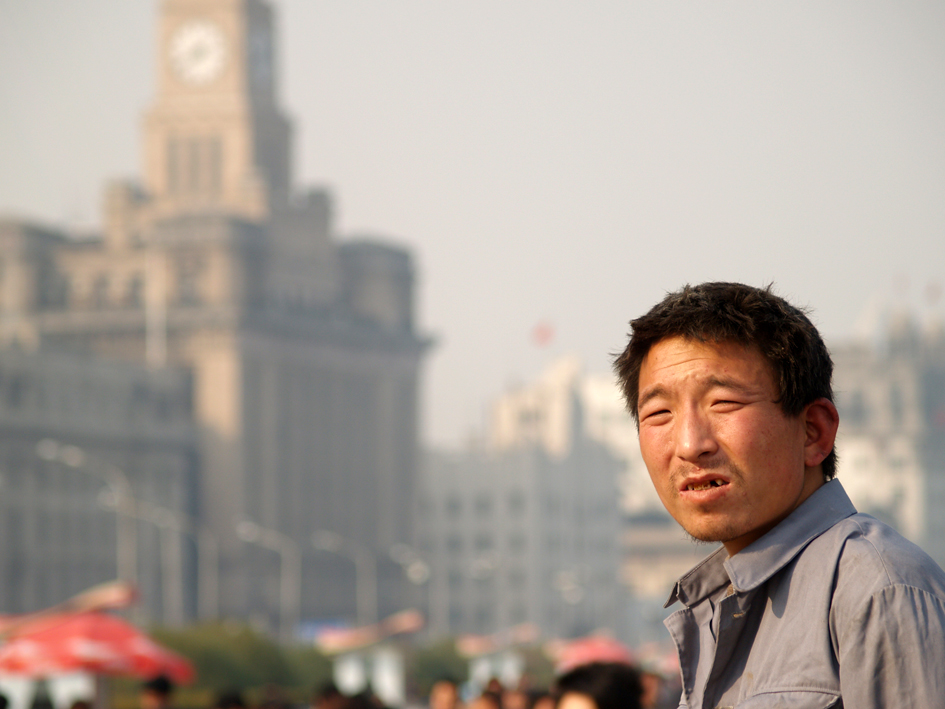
[238,520,301,643]
[36,439,137,593]
[389,543,431,585]
[388,543,436,637]
[103,496,218,624]
[145,503,219,622]
[311,530,377,627]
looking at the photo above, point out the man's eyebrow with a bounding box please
[637,386,668,412]
[704,376,757,395]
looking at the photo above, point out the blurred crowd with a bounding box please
[308,662,681,709]
[7,655,680,709]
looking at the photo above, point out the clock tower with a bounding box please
[143,0,291,220]
[5,0,430,631]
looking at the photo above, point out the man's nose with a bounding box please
[675,406,718,462]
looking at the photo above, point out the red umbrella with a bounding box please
[546,634,635,674]
[0,611,194,683]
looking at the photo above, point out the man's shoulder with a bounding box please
[809,512,945,595]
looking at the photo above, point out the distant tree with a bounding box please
[517,646,556,691]
[285,644,334,693]
[408,640,468,700]
[151,623,329,693]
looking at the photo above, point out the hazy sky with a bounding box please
[1,1,943,448]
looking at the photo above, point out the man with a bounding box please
[614,282,945,708]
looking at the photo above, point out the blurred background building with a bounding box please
[0,0,429,632]
[419,434,623,641]
[0,348,196,620]
[831,312,945,565]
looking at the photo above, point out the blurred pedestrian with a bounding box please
[428,679,461,709]
[553,662,642,709]
[500,687,528,709]
[311,683,344,709]
[140,676,175,709]
[465,690,500,709]
[526,691,553,709]
[213,691,246,709]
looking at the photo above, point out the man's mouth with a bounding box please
[685,479,728,491]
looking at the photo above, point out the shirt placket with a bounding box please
[702,589,755,709]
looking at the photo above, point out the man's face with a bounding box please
[637,336,821,555]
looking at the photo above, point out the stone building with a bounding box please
[0,0,428,632]
[418,443,624,641]
[0,348,196,623]
[418,358,624,640]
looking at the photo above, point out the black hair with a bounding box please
[613,282,837,478]
[141,676,174,697]
[554,663,642,709]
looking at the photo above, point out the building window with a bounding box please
[207,136,223,195]
[127,273,144,308]
[176,256,204,305]
[446,496,462,517]
[889,384,904,427]
[168,137,183,195]
[187,137,202,193]
[508,490,526,515]
[92,275,110,309]
[49,274,71,309]
[474,533,493,551]
[843,391,869,426]
[474,493,492,518]
[6,374,25,408]
[509,603,527,624]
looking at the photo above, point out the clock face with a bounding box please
[169,21,227,85]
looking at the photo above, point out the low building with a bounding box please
[418,360,625,640]
[418,442,623,640]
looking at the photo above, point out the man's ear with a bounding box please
[804,398,840,469]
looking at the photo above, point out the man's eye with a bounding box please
[713,400,743,410]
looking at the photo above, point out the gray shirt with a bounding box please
[664,479,945,708]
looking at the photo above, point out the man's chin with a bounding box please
[684,530,720,546]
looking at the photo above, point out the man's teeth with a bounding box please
[687,480,725,491]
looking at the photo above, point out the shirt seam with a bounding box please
[844,516,894,585]
[744,686,842,697]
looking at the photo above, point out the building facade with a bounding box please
[831,313,945,568]
[0,348,196,623]
[0,0,428,632]
[418,444,624,641]
[418,358,624,640]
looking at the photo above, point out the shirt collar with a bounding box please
[665,479,858,608]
